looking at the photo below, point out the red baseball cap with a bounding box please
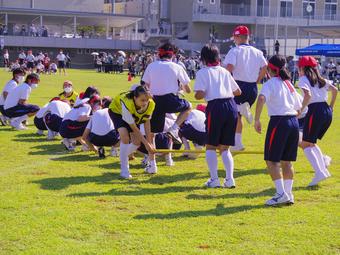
[298,56,318,68]
[232,25,250,37]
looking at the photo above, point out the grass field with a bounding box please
[0,69,339,255]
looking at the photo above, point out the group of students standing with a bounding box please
[0,25,337,206]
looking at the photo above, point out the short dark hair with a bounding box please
[25,73,40,83]
[101,96,112,109]
[12,68,25,77]
[126,85,150,100]
[200,44,220,65]
[83,86,100,99]
[158,42,177,59]
[268,55,291,81]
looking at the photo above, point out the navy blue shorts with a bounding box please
[34,116,47,130]
[303,102,332,143]
[205,98,238,146]
[298,117,305,131]
[59,119,89,139]
[179,123,206,146]
[0,105,7,116]
[44,113,63,132]
[109,110,134,133]
[58,61,65,68]
[265,116,299,162]
[151,93,191,133]
[234,81,258,107]
[4,104,40,118]
[89,130,120,147]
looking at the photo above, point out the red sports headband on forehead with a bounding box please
[268,62,280,75]
[158,48,174,57]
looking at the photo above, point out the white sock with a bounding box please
[206,150,218,180]
[221,150,234,180]
[274,179,285,194]
[304,147,324,177]
[149,159,157,168]
[182,137,191,150]
[119,143,129,174]
[284,179,293,195]
[127,143,139,155]
[313,145,327,172]
[171,123,179,130]
[165,153,172,161]
[235,133,242,147]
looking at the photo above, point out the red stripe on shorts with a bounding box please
[269,127,277,152]
[308,114,314,135]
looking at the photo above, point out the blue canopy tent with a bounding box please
[296,44,340,57]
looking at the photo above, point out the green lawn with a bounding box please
[0,69,339,255]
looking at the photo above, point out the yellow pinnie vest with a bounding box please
[110,93,155,125]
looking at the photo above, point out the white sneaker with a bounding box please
[308,173,328,187]
[230,145,245,152]
[63,138,75,151]
[265,192,290,206]
[165,157,174,166]
[167,128,182,144]
[287,193,294,204]
[205,178,221,188]
[145,164,157,174]
[141,155,149,167]
[110,147,119,157]
[323,155,332,168]
[14,123,28,130]
[239,102,253,124]
[36,129,44,135]
[223,178,236,189]
[120,171,132,179]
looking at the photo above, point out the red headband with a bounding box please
[268,62,280,75]
[158,48,174,57]
[207,61,220,67]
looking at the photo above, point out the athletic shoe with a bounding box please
[110,147,119,157]
[120,172,132,179]
[308,173,328,187]
[165,156,174,166]
[98,147,105,158]
[63,138,75,151]
[145,164,157,174]
[323,155,332,168]
[265,192,290,206]
[205,178,221,188]
[223,178,236,189]
[36,129,44,136]
[167,128,182,144]
[47,130,56,140]
[287,193,294,205]
[230,145,245,152]
[141,155,149,167]
[239,102,253,124]
[324,169,331,178]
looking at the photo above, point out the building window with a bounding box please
[280,0,293,17]
[325,0,337,20]
[198,0,203,3]
[257,0,269,17]
[303,0,316,19]
[104,0,111,3]
[210,0,216,4]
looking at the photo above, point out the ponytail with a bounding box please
[268,55,291,81]
[304,66,326,88]
[126,85,150,99]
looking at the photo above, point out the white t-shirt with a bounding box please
[4,83,31,110]
[0,80,18,105]
[3,53,9,59]
[56,53,66,62]
[63,104,91,121]
[260,77,301,116]
[142,60,190,95]
[194,66,239,102]
[223,45,267,83]
[36,103,49,118]
[298,75,330,104]
[18,53,26,59]
[26,54,35,62]
[37,100,71,118]
[185,109,206,132]
[86,108,115,136]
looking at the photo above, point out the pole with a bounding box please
[106,16,109,39]
[5,13,8,26]
[274,0,279,42]
[135,21,138,40]
[73,16,77,36]
[112,0,115,14]
[40,15,43,27]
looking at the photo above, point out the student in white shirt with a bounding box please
[56,49,67,75]
[297,56,338,186]
[82,97,120,158]
[25,50,35,72]
[59,86,100,151]
[223,25,267,151]
[254,55,301,206]
[142,42,192,174]
[4,73,40,130]
[194,44,241,189]
[0,68,25,125]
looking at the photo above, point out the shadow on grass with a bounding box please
[28,143,68,155]
[0,127,14,131]
[15,133,44,138]
[68,185,203,198]
[50,154,99,162]
[31,172,121,190]
[134,203,265,220]
[12,137,49,143]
